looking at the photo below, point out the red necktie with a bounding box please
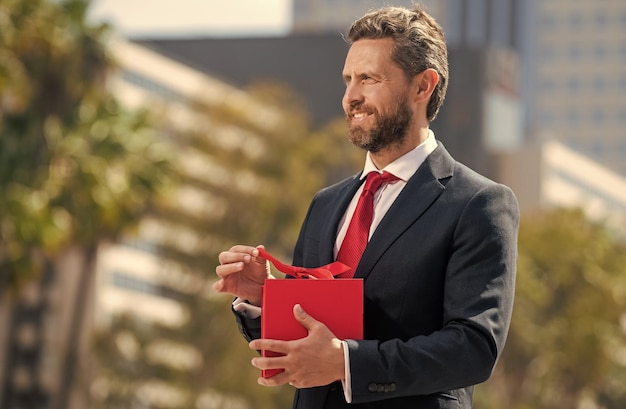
[336,171,399,278]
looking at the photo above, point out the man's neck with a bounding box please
[369,127,430,169]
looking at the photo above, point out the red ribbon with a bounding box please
[257,248,350,279]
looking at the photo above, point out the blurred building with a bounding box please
[134,33,350,127]
[292,0,440,32]
[520,0,626,177]
[433,46,522,178]
[418,0,626,178]
[498,138,626,235]
[94,37,271,409]
[435,0,524,50]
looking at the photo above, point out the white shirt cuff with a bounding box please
[340,340,352,403]
[233,298,262,319]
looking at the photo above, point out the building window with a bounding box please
[539,110,555,126]
[540,45,557,61]
[111,271,183,301]
[466,0,487,46]
[540,13,558,30]
[594,11,608,29]
[491,0,512,47]
[590,141,604,159]
[568,44,582,61]
[569,12,583,28]
[539,77,557,92]
[567,109,580,125]
[444,0,463,46]
[593,44,608,60]
[568,76,581,93]
[593,77,607,93]
[592,108,605,124]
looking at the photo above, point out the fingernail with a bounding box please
[294,304,303,313]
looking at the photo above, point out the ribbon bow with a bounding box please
[257,248,350,279]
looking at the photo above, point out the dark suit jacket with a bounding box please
[236,143,519,409]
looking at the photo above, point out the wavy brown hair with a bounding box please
[347,5,449,122]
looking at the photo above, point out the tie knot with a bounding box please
[363,171,399,194]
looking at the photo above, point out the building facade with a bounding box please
[522,0,626,177]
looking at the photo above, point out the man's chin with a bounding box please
[347,127,371,150]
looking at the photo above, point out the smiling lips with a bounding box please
[348,109,374,123]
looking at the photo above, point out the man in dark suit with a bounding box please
[214,4,519,409]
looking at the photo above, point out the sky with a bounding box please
[88,0,292,37]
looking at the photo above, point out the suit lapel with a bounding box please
[355,143,455,280]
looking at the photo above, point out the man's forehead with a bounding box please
[343,38,396,72]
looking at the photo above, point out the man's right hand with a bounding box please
[213,245,272,306]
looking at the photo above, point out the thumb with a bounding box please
[293,304,318,331]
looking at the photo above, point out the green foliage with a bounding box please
[0,0,173,290]
[476,208,626,409]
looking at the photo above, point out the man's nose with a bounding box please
[343,83,363,109]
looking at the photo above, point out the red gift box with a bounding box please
[257,249,364,378]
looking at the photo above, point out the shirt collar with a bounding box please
[360,129,438,182]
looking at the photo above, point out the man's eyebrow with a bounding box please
[342,72,375,81]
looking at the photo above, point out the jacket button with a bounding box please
[368,383,377,392]
[384,383,397,393]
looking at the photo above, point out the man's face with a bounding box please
[342,38,413,153]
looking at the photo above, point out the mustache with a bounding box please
[346,102,377,117]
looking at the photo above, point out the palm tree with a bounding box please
[0,1,173,407]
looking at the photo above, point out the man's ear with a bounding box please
[413,68,439,103]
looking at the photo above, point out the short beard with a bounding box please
[346,97,412,153]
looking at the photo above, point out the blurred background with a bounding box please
[1,0,625,408]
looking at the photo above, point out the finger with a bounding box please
[215,261,245,279]
[256,370,291,387]
[293,304,323,332]
[218,250,252,266]
[229,245,264,261]
[249,339,289,354]
[251,355,289,371]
